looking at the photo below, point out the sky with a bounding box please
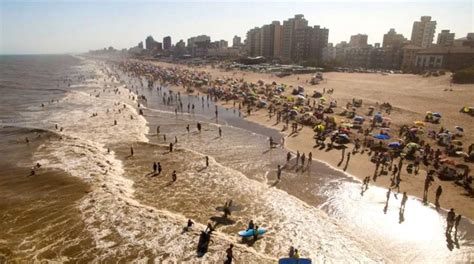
[0,0,473,54]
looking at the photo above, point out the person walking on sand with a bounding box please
[435,185,443,207]
[269,137,274,148]
[296,151,300,166]
[446,208,455,233]
[308,152,312,165]
[205,156,209,167]
[301,153,306,167]
[172,170,177,182]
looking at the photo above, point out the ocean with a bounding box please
[0,55,472,263]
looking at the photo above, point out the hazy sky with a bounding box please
[1,0,473,54]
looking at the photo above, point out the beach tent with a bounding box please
[374,134,391,140]
[388,142,402,148]
[414,121,425,126]
[373,113,383,123]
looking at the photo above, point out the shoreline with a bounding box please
[143,59,474,220]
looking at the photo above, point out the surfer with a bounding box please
[253,225,259,241]
[205,222,214,233]
[247,220,255,231]
[185,219,194,231]
[225,244,235,264]
[293,249,300,259]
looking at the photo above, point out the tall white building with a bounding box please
[410,16,436,48]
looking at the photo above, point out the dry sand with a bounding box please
[149,60,474,220]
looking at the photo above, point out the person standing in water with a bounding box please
[153,162,157,173]
[172,170,177,182]
[130,146,134,156]
[400,192,408,212]
[308,152,312,165]
[225,244,235,264]
[435,185,443,208]
[157,162,162,175]
[219,127,222,137]
[455,214,462,234]
[169,142,173,152]
[287,152,292,163]
[205,156,209,167]
[446,208,455,233]
[277,165,282,180]
[186,124,190,134]
[197,122,202,133]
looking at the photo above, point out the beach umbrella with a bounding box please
[388,142,402,148]
[374,134,391,140]
[314,124,325,132]
[406,142,420,149]
[414,121,425,126]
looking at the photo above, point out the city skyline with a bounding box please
[1,0,472,54]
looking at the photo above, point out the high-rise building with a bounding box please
[292,25,328,63]
[349,34,368,48]
[383,29,406,48]
[437,30,455,47]
[260,24,276,58]
[322,43,336,62]
[187,35,211,57]
[145,36,157,50]
[282,14,308,60]
[232,36,242,47]
[411,16,436,48]
[246,27,261,57]
[272,21,283,58]
[163,36,172,50]
[138,41,143,49]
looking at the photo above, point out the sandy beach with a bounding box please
[148,60,474,220]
